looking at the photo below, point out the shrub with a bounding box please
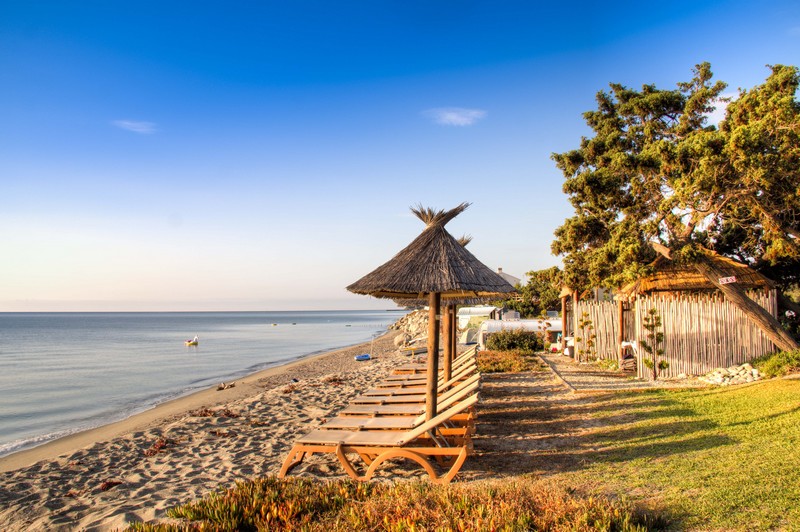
[477,350,535,373]
[484,328,542,353]
[751,349,800,378]
[127,476,652,531]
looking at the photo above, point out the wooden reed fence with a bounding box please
[570,289,778,379]
[634,290,778,379]
[573,300,619,360]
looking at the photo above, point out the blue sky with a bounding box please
[1,1,798,311]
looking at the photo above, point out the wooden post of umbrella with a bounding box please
[450,305,457,368]
[442,302,452,385]
[617,297,625,365]
[426,292,441,420]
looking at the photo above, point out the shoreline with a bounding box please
[0,335,387,473]
[0,332,396,474]
[0,330,407,530]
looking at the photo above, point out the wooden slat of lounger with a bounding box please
[297,395,479,447]
[354,374,480,405]
[388,353,476,377]
[369,363,476,393]
[319,410,475,431]
[340,379,480,417]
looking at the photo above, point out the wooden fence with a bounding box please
[573,300,619,360]
[570,289,778,379]
[634,290,777,379]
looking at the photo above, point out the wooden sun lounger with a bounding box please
[278,394,479,484]
[339,377,480,417]
[364,362,477,395]
[352,373,480,404]
[319,409,476,431]
[387,347,477,377]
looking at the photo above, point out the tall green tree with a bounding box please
[552,63,799,350]
[502,266,562,318]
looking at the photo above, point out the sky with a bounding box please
[1,1,799,311]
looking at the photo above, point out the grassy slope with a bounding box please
[555,378,800,530]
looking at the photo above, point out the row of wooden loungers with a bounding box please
[278,346,480,484]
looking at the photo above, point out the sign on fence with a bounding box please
[718,276,737,285]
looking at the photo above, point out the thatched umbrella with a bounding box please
[347,203,516,420]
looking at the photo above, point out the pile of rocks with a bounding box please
[699,363,761,386]
[389,309,428,346]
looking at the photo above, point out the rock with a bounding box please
[394,334,411,347]
[701,362,763,386]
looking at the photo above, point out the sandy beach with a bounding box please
[0,331,409,531]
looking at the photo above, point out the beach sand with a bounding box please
[0,331,410,531]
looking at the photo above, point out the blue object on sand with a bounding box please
[354,354,371,361]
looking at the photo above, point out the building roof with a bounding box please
[618,252,774,297]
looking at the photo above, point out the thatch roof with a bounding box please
[618,252,774,297]
[347,203,517,300]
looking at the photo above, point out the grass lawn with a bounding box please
[551,377,800,530]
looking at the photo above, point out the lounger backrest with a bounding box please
[438,372,480,402]
[436,378,480,411]
[397,393,479,445]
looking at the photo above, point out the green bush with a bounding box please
[484,329,542,353]
[751,349,800,378]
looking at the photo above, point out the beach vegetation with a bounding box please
[575,312,597,363]
[127,476,651,531]
[751,348,800,377]
[476,349,540,373]
[640,308,668,380]
[484,328,542,353]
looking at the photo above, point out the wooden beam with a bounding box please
[426,293,441,421]
[442,303,452,385]
[560,295,567,353]
[617,298,625,364]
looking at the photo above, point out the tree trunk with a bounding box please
[693,258,799,352]
[650,242,798,352]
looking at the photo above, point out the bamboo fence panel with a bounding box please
[574,300,619,360]
[634,289,778,380]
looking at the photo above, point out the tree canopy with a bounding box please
[552,63,800,293]
[501,266,562,318]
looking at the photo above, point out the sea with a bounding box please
[0,310,405,458]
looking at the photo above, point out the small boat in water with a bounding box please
[354,353,371,361]
[185,335,199,346]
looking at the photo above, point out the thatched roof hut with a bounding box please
[618,252,773,298]
[347,203,516,300]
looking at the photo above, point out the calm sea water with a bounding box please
[0,310,404,457]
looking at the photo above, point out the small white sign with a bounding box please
[719,276,737,285]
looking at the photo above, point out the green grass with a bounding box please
[554,378,800,530]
